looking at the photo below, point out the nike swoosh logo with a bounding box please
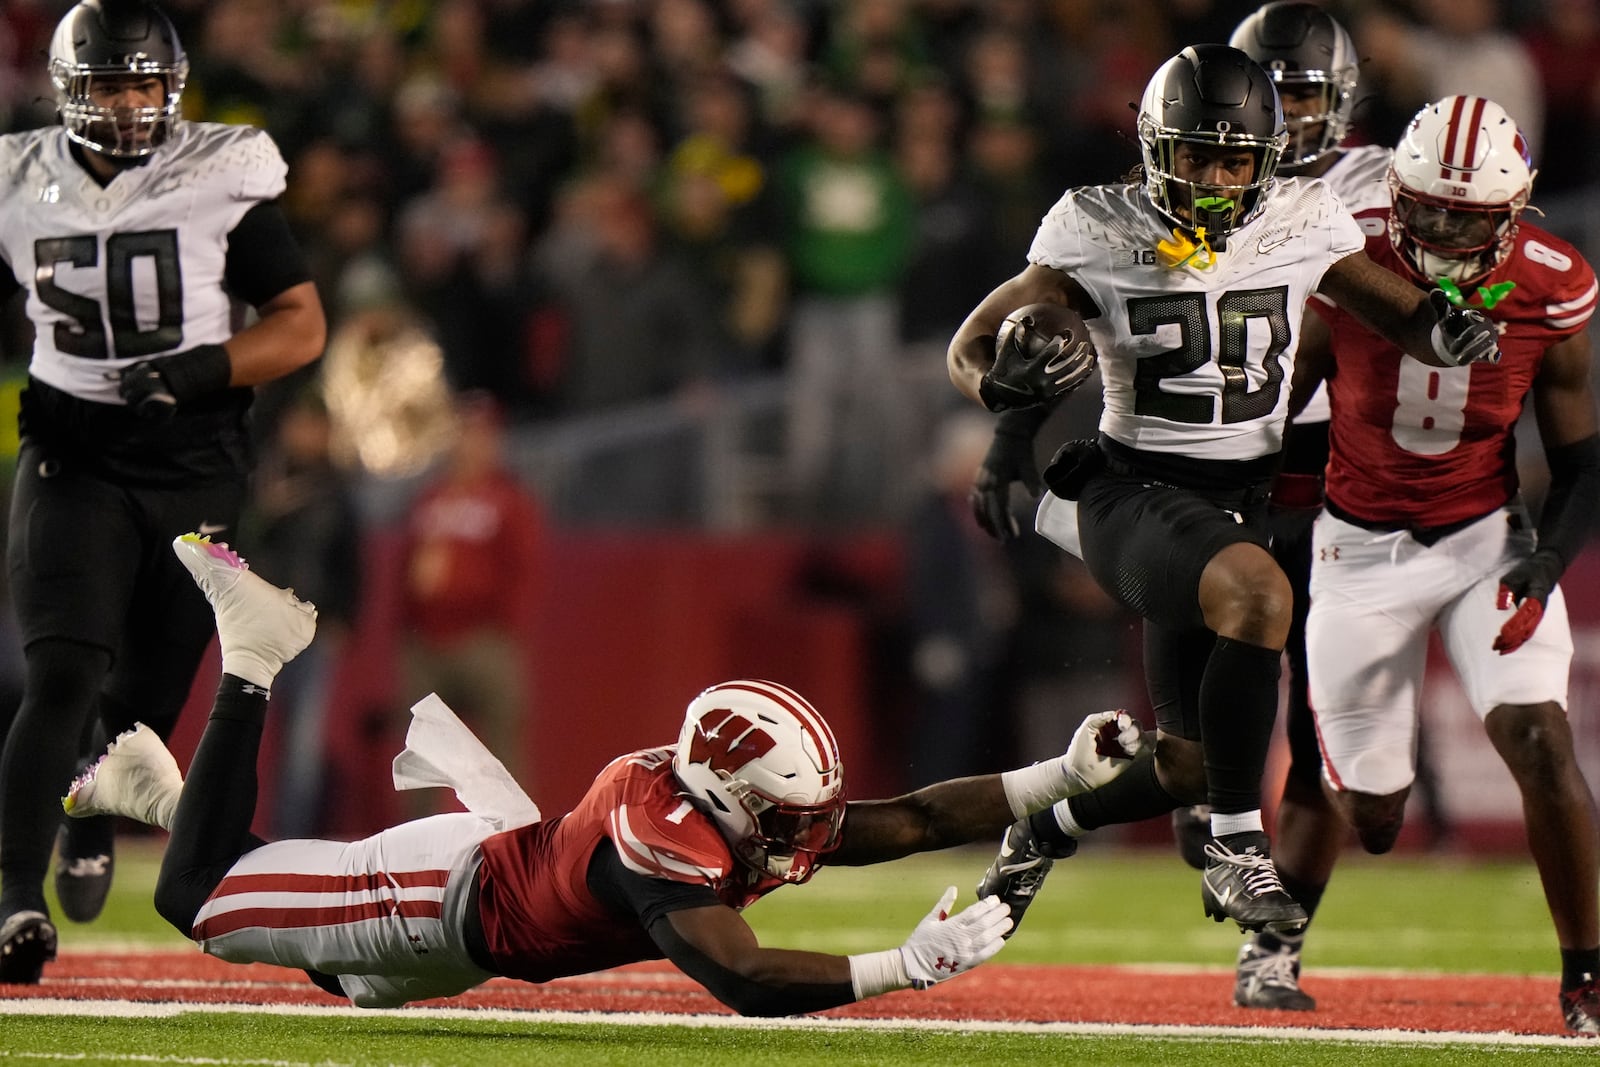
[197,522,227,536]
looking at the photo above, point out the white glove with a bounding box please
[1063,709,1147,796]
[898,887,1013,990]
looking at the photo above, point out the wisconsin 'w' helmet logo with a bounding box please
[688,710,776,774]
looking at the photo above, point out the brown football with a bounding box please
[996,302,1092,360]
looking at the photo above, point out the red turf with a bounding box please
[2,951,1578,1037]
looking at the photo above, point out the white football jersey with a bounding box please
[1028,179,1364,461]
[1296,143,1393,425]
[0,122,287,404]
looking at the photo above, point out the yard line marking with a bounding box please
[0,998,1586,1049]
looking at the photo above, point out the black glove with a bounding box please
[115,344,232,419]
[969,412,1045,541]
[979,327,1096,413]
[1493,548,1563,655]
[1428,289,1501,367]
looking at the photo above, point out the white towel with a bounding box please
[391,693,541,830]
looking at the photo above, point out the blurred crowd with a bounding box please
[5,0,1597,530]
[1,0,1598,813]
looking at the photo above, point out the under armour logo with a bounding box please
[1319,547,1341,561]
[933,956,960,974]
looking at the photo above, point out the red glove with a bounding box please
[1493,549,1562,655]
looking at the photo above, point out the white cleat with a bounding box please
[62,723,183,831]
[173,534,317,688]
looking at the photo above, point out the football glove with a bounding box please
[1063,709,1147,796]
[898,887,1012,990]
[1427,289,1500,367]
[114,344,232,419]
[979,328,1096,412]
[969,411,1045,541]
[1493,548,1562,655]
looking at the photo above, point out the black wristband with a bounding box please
[160,344,233,403]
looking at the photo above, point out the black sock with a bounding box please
[1064,753,1179,832]
[162,675,269,883]
[1562,947,1600,992]
[1200,637,1282,813]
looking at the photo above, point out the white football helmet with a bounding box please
[672,679,845,884]
[1388,95,1535,286]
[49,0,189,158]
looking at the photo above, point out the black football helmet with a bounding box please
[48,0,188,158]
[1136,45,1287,241]
[1229,2,1359,167]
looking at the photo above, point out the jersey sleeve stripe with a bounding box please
[1547,310,1595,330]
[610,805,726,882]
[1546,280,1598,315]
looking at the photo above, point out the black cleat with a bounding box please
[1234,937,1316,1011]
[54,818,115,924]
[0,910,58,984]
[1561,979,1600,1036]
[1171,803,1211,871]
[975,818,1077,938]
[1201,831,1306,933]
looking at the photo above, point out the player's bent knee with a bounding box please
[153,868,212,938]
[1486,703,1576,783]
[1338,788,1410,855]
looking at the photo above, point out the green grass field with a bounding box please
[6,837,1587,1066]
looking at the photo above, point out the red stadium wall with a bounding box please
[169,529,906,838]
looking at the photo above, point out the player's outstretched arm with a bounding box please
[1317,250,1500,368]
[651,888,1011,1016]
[948,263,1092,405]
[831,710,1146,865]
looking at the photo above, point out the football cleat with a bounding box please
[63,723,183,831]
[1562,979,1600,1036]
[975,818,1077,939]
[0,910,57,984]
[1234,936,1316,1011]
[172,534,317,688]
[1171,802,1211,871]
[53,818,114,924]
[1201,832,1307,932]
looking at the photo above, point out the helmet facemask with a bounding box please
[1388,179,1522,287]
[1139,121,1285,245]
[1274,70,1357,167]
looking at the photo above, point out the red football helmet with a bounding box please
[672,680,845,884]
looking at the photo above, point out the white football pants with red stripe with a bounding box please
[193,812,498,1007]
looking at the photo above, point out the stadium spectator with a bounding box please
[0,0,325,984]
[62,532,1150,1014]
[948,43,1501,936]
[396,392,544,803]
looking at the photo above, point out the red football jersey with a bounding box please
[472,746,787,984]
[1318,223,1597,526]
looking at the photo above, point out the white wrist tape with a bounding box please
[1000,756,1071,819]
[847,948,911,1000]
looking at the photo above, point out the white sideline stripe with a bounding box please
[0,998,1586,1050]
